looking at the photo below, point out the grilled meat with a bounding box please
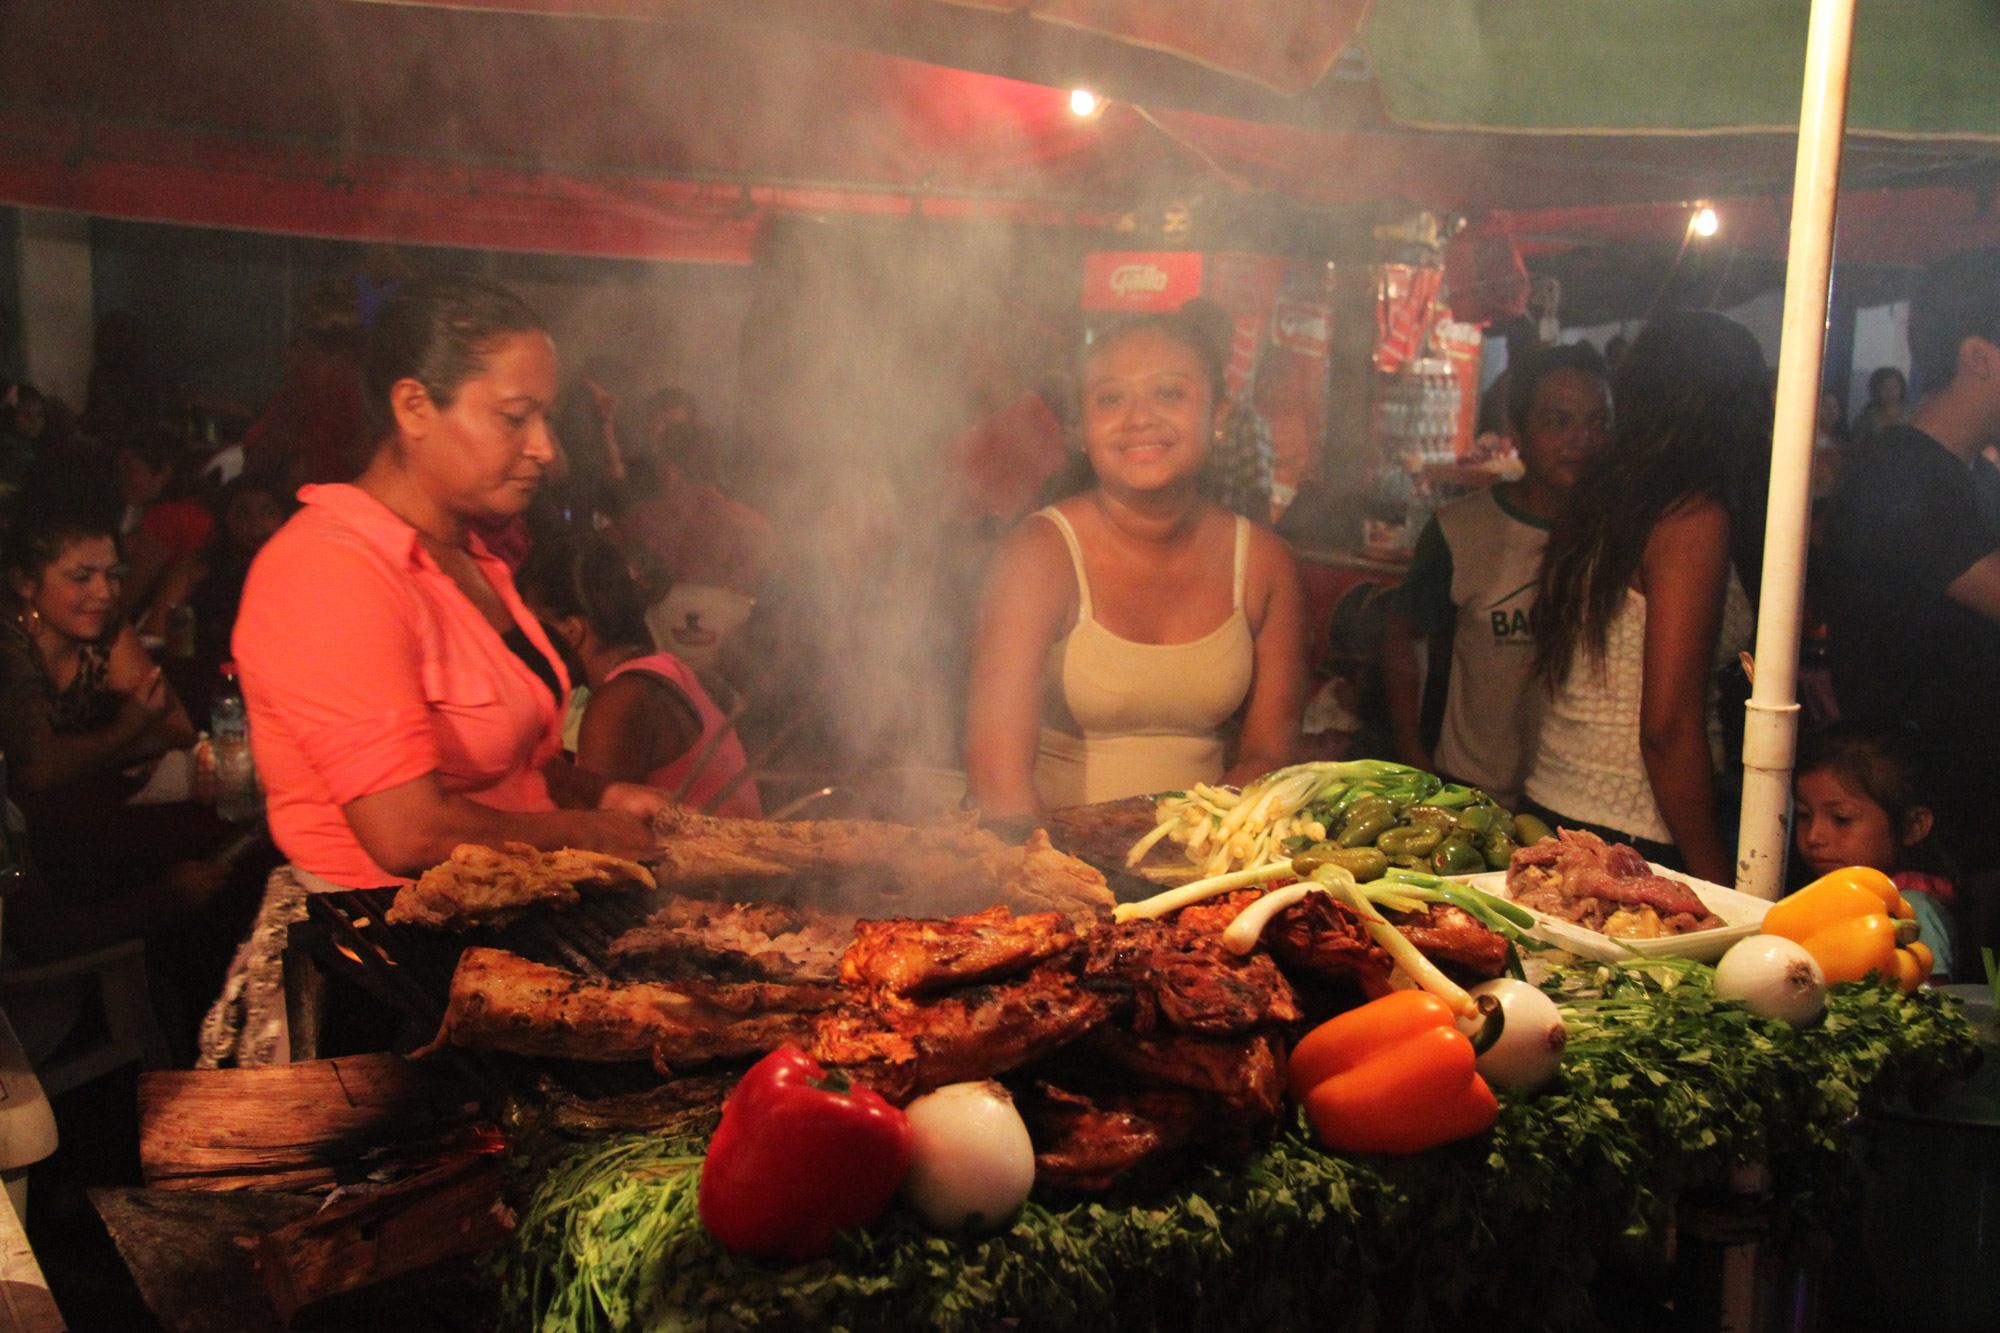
[387,843,655,931]
[1382,903,1510,980]
[1260,892,1397,997]
[418,948,841,1073]
[1079,918,1298,1036]
[649,808,1113,922]
[608,898,855,983]
[809,963,1110,1103]
[1082,1028,1287,1119]
[841,906,1076,997]
[1025,1084,1215,1192]
[1508,829,1724,934]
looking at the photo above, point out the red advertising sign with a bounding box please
[1081,251,1205,312]
[1271,297,1332,357]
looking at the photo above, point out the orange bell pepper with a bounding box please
[1764,867,1927,991]
[1288,991,1500,1156]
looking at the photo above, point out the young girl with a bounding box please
[1792,723,1957,982]
[516,530,761,818]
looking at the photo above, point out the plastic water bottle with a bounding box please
[211,664,261,823]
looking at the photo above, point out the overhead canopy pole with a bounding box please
[1737,0,1858,900]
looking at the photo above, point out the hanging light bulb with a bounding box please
[1692,206,1720,237]
[1069,89,1100,117]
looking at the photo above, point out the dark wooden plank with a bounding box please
[138,1055,489,1192]
[92,1189,497,1333]
[253,1156,510,1327]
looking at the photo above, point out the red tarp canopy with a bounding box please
[6,0,2000,266]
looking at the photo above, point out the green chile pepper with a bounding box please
[1455,806,1494,834]
[1391,853,1425,869]
[1480,834,1519,871]
[1289,843,1341,877]
[1377,824,1446,857]
[1337,805,1399,848]
[1431,836,1487,876]
[1405,806,1460,830]
[1513,813,1556,847]
[1323,846,1390,882]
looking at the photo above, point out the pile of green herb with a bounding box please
[500,966,1979,1333]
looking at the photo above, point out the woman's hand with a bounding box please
[346,772,659,878]
[599,781,673,822]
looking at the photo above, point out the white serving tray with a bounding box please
[1456,864,1771,964]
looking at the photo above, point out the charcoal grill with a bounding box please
[298,808,1154,1110]
[304,886,685,1105]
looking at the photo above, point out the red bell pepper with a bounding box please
[1288,990,1502,1155]
[699,1049,913,1262]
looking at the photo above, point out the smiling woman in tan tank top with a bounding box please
[964,309,1306,817]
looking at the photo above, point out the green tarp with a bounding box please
[1365,0,2000,138]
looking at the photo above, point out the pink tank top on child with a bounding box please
[603,653,763,818]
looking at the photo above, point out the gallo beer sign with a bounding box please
[1082,251,1204,313]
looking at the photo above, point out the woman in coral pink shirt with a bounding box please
[233,277,666,889]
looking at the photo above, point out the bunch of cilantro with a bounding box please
[499,964,1979,1333]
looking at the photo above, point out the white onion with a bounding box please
[1714,935,1826,1029]
[900,1082,1036,1234]
[1455,978,1567,1094]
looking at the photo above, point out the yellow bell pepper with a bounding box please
[1765,867,1928,992]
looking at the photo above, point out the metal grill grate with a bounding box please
[305,886,677,1102]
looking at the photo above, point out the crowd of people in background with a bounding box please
[1,243,1996,1074]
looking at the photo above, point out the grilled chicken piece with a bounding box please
[649,807,1113,922]
[1025,1084,1216,1192]
[1259,892,1397,997]
[1383,903,1510,980]
[1079,918,1298,1036]
[841,906,1075,997]
[386,843,655,931]
[809,964,1110,1103]
[1082,1028,1287,1119]
[417,948,841,1073]
[609,898,855,984]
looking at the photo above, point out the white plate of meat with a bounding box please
[1458,829,1771,964]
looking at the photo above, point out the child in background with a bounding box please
[1792,724,1958,982]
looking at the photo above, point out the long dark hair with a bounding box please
[362,275,547,442]
[515,531,653,650]
[1532,310,1771,687]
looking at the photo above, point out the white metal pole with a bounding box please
[1736,0,1857,900]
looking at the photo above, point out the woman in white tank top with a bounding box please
[1524,311,1772,886]
[964,309,1306,817]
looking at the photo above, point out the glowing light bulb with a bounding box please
[1070,89,1099,117]
[1692,207,1720,237]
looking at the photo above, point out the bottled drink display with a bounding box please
[211,663,262,823]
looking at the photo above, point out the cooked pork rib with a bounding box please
[419,948,841,1072]
[608,898,855,983]
[649,808,1113,921]
[386,843,656,931]
[841,906,1076,996]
